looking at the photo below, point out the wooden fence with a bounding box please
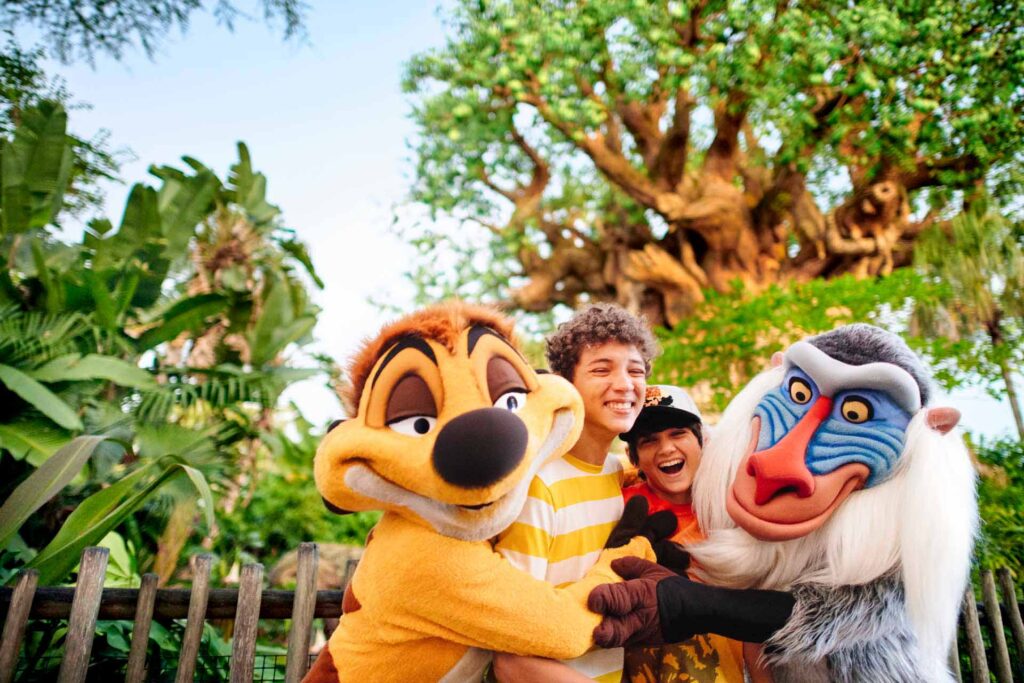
[0,543,347,683]
[0,544,1021,682]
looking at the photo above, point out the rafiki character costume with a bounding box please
[306,302,654,682]
[592,324,977,682]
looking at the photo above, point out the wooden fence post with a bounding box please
[982,570,1014,683]
[228,563,264,683]
[949,625,962,683]
[125,573,158,683]
[285,543,318,683]
[57,547,109,683]
[962,584,990,683]
[998,568,1024,680]
[175,554,212,683]
[0,570,38,683]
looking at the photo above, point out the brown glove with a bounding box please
[588,557,676,647]
[590,557,797,648]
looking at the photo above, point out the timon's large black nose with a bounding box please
[432,408,528,488]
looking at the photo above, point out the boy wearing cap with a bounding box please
[619,385,752,683]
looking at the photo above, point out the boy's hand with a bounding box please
[589,557,677,647]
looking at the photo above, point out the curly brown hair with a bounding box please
[545,303,659,381]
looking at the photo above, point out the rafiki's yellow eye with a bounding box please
[841,396,873,423]
[788,378,813,404]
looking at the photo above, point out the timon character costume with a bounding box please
[590,324,978,682]
[305,302,653,682]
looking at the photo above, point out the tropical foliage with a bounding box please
[914,209,1024,438]
[0,99,349,588]
[973,437,1024,576]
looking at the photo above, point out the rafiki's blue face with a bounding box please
[726,337,927,542]
[754,367,912,488]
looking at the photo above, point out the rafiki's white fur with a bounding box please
[691,365,978,677]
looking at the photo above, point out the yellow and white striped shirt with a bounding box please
[495,453,625,682]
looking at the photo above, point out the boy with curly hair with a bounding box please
[492,303,659,682]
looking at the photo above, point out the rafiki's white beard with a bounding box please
[690,366,978,665]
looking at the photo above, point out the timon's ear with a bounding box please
[770,352,784,368]
[926,407,961,434]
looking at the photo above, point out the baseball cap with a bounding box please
[620,385,702,443]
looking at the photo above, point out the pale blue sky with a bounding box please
[36,1,1018,439]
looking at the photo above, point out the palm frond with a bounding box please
[0,307,89,366]
[135,365,288,423]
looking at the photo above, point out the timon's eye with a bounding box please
[841,396,874,423]
[487,356,529,413]
[788,377,813,404]
[388,415,438,436]
[385,374,438,437]
[493,391,527,412]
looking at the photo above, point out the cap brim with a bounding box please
[620,406,701,442]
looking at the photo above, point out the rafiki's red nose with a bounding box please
[746,396,832,505]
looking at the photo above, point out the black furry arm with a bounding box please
[657,577,795,643]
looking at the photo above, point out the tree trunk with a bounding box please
[505,174,914,327]
[998,357,1024,441]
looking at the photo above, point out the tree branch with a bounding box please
[652,89,694,190]
[703,93,747,182]
[902,154,981,190]
[478,168,516,202]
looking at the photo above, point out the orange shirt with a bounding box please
[621,482,746,683]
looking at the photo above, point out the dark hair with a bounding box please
[626,420,703,468]
[545,303,659,381]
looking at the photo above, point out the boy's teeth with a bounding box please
[658,459,685,474]
[607,401,633,409]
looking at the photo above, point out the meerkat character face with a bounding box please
[314,304,584,541]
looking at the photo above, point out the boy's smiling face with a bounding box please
[572,342,646,438]
[633,426,702,504]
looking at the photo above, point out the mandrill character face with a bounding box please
[727,332,929,541]
[315,303,584,542]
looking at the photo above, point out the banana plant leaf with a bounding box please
[227,142,280,228]
[0,362,83,430]
[0,418,71,465]
[29,353,156,389]
[0,435,105,550]
[0,101,73,236]
[247,279,316,367]
[136,293,230,351]
[25,457,215,585]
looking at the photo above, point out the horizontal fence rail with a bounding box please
[0,544,1020,683]
[0,587,346,621]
